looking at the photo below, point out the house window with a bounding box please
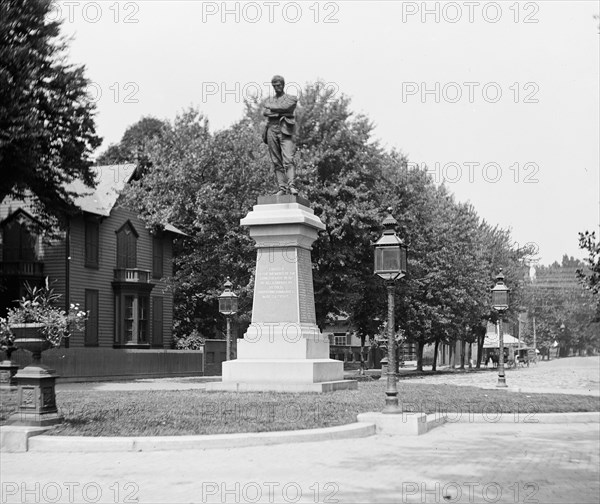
[2,219,36,261]
[118,294,149,345]
[138,296,148,343]
[116,221,138,268]
[334,333,347,346]
[84,290,99,346]
[84,218,99,268]
[152,296,163,346]
[152,236,163,278]
[124,295,135,342]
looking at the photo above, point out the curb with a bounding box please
[1,422,376,453]
[479,385,600,397]
[2,411,598,453]
[355,411,599,437]
[439,411,600,424]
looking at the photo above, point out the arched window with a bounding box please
[1,214,37,262]
[115,221,138,268]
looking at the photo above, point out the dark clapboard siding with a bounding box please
[66,205,175,348]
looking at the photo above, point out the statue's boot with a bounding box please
[275,170,288,195]
[286,167,298,195]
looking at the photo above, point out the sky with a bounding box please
[52,0,600,266]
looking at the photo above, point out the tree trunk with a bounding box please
[449,342,454,369]
[416,341,424,372]
[359,334,366,374]
[459,339,465,370]
[468,343,473,370]
[476,333,485,368]
[432,339,440,372]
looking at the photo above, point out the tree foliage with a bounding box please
[523,256,599,356]
[577,231,600,320]
[95,116,168,172]
[0,0,101,223]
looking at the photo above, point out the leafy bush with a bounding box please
[174,329,205,350]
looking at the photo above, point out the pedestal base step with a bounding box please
[205,380,358,393]
[222,358,344,384]
[7,412,63,427]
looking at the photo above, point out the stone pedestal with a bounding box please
[0,360,19,388]
[9,364,63,426]
[209,195,356,392]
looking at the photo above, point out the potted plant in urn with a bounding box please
[2,279,87,426]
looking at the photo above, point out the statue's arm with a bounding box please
[267,95,298,114]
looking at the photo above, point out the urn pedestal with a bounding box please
[207,195,357,393]
[8,324,63,427]
[0,347,19,388]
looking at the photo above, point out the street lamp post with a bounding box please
[373,210,407,413]
[491,269,510,388]
[218,277,238,361]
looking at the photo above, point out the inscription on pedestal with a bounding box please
[258,267,295,301]
[253,248,299,323]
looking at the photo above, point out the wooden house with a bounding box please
[0,165,203,380]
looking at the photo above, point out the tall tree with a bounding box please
[96,116,168,172]
[0,0,101,222]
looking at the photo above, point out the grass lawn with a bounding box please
[1,380,598,436]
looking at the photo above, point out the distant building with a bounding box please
[323,313,416,366]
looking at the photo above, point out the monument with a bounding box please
[206,76,355,392]
[208,194,356,392]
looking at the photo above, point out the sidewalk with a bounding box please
[1,422,598,503]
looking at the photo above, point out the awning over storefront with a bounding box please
[483,333,521,348]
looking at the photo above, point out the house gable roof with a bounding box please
[65,164,136,217]
[65,164,187,236]
[0,207,42,228]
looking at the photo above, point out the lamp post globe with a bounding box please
[373,209,407,414]
[491,269,510,387]
[218,277,238,361]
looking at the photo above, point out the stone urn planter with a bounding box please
[11,323,53,363]
[9,323,63,426]
[1,280,87,426]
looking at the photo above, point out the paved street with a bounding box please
[398,356,600,396]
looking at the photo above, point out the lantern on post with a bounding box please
[218,277,238,361]
[491,269,510,387]
[374,213,408,282]
[373,209,408,413]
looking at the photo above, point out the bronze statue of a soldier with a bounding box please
[262,75,298,196]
